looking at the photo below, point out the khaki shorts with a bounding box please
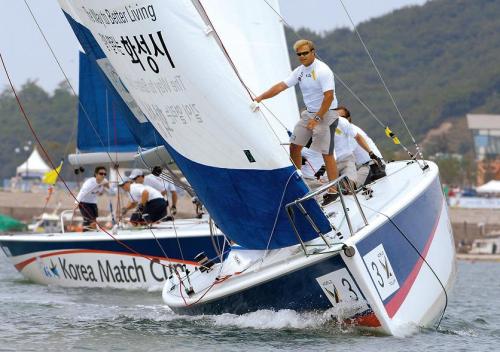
[337,154,357,184]
[290,110,338,155]
[356,164,370,186]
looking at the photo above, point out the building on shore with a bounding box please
[467,114,500,185]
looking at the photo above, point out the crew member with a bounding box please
[74,166,109,231]
[336,106,385,186]
[119,177,167,225]
[254,39,339,205]
[129,168,178,217]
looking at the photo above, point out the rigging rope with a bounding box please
[0,51,170,267]
[262,0,425,165]
[338,0,427,165]
[23,0,128,174]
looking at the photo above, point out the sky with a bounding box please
[0,0,427,93]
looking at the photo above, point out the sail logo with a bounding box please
[315,268,369,315]
[363,244,399,300]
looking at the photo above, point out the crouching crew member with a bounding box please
[119,177,167,225]
[129,168,178,218]
[336,106,385,186]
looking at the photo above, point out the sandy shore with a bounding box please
[1,190,499,245]
[0,189,199,221]
[457,253,500,262]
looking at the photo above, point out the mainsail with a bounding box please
[78,51,146,153]
[59,0,330,249]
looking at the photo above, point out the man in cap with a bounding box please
[129,168,178,217]
[119,176,167,225]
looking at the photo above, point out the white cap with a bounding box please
[129,169,144,180]
[118,177,132,186]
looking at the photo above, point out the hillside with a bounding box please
[286,0,500,153]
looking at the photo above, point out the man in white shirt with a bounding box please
[254,39,340,205]
[129,168,178,216]
[312,108,381,190]
[336,107,385,186]
[119,177,167,225]
[75,166,109,230]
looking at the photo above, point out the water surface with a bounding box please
[1,255,498,351]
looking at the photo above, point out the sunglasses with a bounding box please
[98,172,107,176]
[296,50,311,57]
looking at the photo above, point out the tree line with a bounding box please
[0,0,498,185]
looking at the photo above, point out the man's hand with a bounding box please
[369,151,382,166]
[250,101,260,112]
[314,165,326,180]
[171,206,177,216]
[306,118,320,130]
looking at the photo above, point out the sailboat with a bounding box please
[0,51,226,291]
[54,0,456,334]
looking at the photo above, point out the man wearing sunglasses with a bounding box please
[75,166,109,231]
[254,39,340,205]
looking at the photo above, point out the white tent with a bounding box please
[476,180,500,194]
[16,148,51,178]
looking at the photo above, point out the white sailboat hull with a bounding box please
[162,161,457,334]
[0,219,225,291]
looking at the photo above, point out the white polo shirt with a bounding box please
[284,58,338,112]
[76,177,107,204]
[144,174,176,193]
[351,124,383,166]
[334,117,357,161]
[352,124,383,159]
[128,183,163,203]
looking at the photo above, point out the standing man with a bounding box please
[255,39,339,205]
[75,166,109,231]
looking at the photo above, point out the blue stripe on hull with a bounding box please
[171,174,445,316]
[0,235,224,263]
[63,12,331,250]
[356,176,444,305]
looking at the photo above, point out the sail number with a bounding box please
[363,244,400,300]
[315,268,368,312]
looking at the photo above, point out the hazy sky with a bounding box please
[0,0,427,93]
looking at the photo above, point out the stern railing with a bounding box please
[285,175,369,255]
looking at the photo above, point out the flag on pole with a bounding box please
[42,161,63,185]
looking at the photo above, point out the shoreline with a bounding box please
[456,253,500,262]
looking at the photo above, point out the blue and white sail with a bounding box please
[59,0,330,249]
[77,51,145,153]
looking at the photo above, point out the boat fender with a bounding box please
[342,244,356,257]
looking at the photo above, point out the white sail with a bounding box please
[200,0,299,143]
[59,0,330,249]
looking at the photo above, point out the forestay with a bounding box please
[59,0,331,249]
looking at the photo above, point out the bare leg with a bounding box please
[322,154,338,192]
[290,143,304,170]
